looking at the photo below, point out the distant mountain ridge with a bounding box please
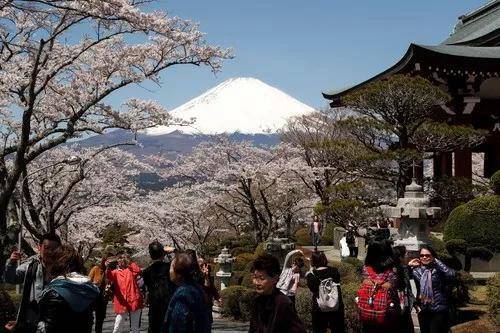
[77,129,281,159]
[77,77,313,159]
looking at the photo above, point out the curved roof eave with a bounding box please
[323,43,500,102]
[322,45,416,100]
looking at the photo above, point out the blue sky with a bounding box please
[111,0,487,109]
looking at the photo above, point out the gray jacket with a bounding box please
[4,255,45,302]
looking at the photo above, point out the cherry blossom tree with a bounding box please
[131,184,229,253]
[15,146,148,243]
[163,138,313,243]
[0,0,231,262]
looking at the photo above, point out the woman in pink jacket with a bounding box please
[106,254,144,333]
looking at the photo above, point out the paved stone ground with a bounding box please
[98,304,249,333]
[300,245,366,262]
[99,304,418,333]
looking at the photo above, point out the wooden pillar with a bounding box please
[433,152,453,180]
[454,149,472,180]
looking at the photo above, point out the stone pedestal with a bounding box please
[214,247,235,291]
[382,179,441,253]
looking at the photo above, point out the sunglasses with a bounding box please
[419,254,432,258]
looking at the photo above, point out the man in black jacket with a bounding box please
[249,254,305,333]
[142,241,175,333]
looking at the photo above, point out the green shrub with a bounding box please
[101,223,131,247]
[449,271,473,307]
[220,286,249,319]
[234,235,257,249]
[234,253,255,272]
[231,247,248,257]
[342,257,363,274]
[330,261,361,284]
[238,289,256,321]
[444,195,500,252]
[322,223,335,245]
[230,271,244,286]
[342,281,362,333]
[429,234,446,254]
[490,170,500,195]
[0,285,16,330]
[486,273,500,326]
[241,271,253,288]
[219,235,257,255]
[295,287,312,330]
[295,228,310,246]
[445,239,468,254]
[254,242,267,257]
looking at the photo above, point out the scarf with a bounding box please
[419,268,433,305]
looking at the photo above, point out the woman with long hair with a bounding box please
[37,244,99,333]
[358,240,400,333]
[408,245,455,333]
[306,250,345,333]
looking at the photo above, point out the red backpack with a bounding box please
[356,266,399,325]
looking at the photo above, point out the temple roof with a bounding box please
[323,44,500,101]
[323,2,500,104]
[415,44,500,59]
[443,0,500,45]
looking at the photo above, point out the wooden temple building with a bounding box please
[323,0,500,181]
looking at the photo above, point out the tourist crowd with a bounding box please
[3,232,455,333]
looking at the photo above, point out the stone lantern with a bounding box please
[263,229,295,265]
[381,179,441,252]
[214,247,235,291]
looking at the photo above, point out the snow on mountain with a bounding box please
[145,77,315,135]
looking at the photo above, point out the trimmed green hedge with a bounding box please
[220,286,250,319]
[330,260,362,284]
[233,253,255,272]
[491,170,500,195]
[0,285,16,331]
[238,289,256,321]
[295,287,312,330]
[295,228,310,246]
[444,195,500,252]
[487,273,500,326]
[254,242,267,257]
[342,257,364,274]
[342,281,362,333]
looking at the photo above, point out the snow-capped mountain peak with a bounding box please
[145,77,314,135]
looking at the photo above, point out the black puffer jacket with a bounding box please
[37,273,98,333]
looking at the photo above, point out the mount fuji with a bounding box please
[78,77,314,159]
[146,77,315,135]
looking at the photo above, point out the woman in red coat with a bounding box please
[106,254,144,333]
